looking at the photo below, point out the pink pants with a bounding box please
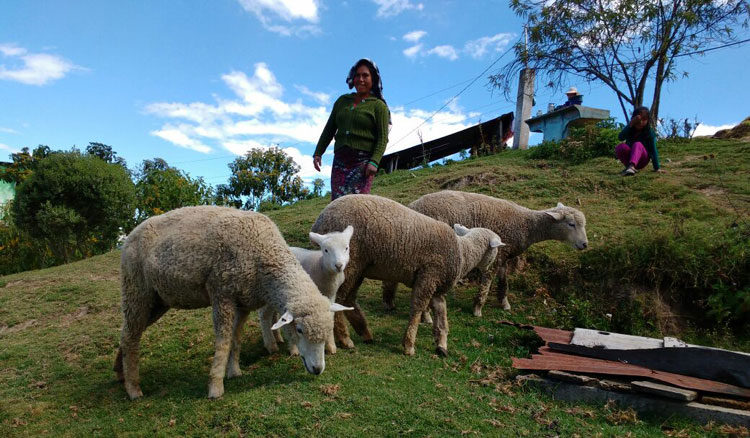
[615,142,650,169]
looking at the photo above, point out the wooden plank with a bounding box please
[518,375,750,426]
[547,370,597,385]
[571,328,663,350]
[631,380,698,401]
[547,342,750,388]
[512,352,750,398]
[701,396,750,411]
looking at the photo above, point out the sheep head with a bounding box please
[545,202,588,250]
[309,225,353,274]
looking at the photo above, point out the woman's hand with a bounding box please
[313,155,322,172]
[364,163,377,177]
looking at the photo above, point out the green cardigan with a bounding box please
[314,93,390,168]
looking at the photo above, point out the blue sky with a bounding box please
[1,0,748,188]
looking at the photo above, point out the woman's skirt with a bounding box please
[330,146,374,200]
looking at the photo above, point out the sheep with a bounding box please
[113,206,351,399]
[259,226,353,356]
[311,194,504,356]
[382,190,588,317]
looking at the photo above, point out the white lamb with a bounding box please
[259,226,354,356]
[311,194,504,356]
[114,206,351,399]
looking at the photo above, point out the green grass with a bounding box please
[1,138,748,436]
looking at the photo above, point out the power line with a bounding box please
[387,40,519,150]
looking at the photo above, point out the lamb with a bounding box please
[259,226,353,356]
[382,190,588,317]
[311,194,504,356]
[113,206,351,399]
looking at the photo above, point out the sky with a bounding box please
[1,0,748,189]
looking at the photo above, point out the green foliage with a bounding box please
[132,158,214,227]
[528,119,621,163]
[85,142,128,169]
[12,151,135,262]
[0,145,51,185]
[217,147,309,211]
[0,202,58,275]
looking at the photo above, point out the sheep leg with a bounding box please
[226,307,250,378]
[345,301,373,343]
[116,298,168,399]
[430,294,449,356]
[208,300,235,399]
[495,262,511,311]
[472,268,496,317]
[258,306,281,354]
[334,274,365,349]
[402,279,435,356]
[382,281,398,311]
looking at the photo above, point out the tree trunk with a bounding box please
[651,53,667,128]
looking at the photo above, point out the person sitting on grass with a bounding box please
[615,106,663,176]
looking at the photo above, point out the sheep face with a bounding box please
[545,203,588,250]
[271,302,351,375]
[310,225,353,274]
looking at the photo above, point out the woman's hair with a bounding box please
[632,106,650,125]
[346,58,386,104]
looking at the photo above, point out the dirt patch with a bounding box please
[60,306,90,327]
[0,319,38,336]
[438,172,526,191]
[698,186,727,198]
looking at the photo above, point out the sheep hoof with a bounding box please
[501,297,511,311]
[473,307,483,317]
[421,313,433,324]
[435,347,448,357]
[338,338,355,349]
[325,345,337,355]
[207,381,224,399]
[264,344,279,355]
[125,383,143,400]
[404,347,416,356]
[226,366,242,379]
[362,338,374,344]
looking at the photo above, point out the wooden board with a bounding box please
[548,342,750,388]
[631,380,698,401]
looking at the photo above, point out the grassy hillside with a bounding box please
[1,138,748,436]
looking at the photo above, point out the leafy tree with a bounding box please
[12,151,135,262]
[491,0,750,122]
[311,178,326,198]
[0,145,52,185]
[217,147,308,211]
[86,142,128,169]
[132,158,214,226]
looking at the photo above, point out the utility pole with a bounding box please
[512,25,534,150]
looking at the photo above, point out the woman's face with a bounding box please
[633,113,649,129]
[353,65,373,96]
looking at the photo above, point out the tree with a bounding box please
[12,151,135,261]
[311,178,326,198]
[491,0,750,123]
[86,142,128,169]
[0,145,51,185]
[132,158,214,226]
[217,147,308,211]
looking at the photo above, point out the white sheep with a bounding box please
[311,194,504,356]
[383,190,588,317]
[259,226,353,356]
[113,206,351,399]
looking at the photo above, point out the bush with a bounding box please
[12,151,135,262]
[528,118,622,164]
[0,202,58,275]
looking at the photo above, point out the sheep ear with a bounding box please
[453,224,470,236]
[330,303,353,312]
[489,237,505,248]
[545,210,565,221]
[343,225,354,239]
[271,310,294,330]
[556,202,565,209]
[309,232,325,246]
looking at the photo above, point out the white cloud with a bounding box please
[0,142,21,154]
[372,0,424,17]
[464,33,515,59]
[237,0,320,36]
[0,126,19,134]
[428,45,458,61]
[294,84,330,105]
[403,30,427,43]
[403,44,423,58]
[692,123,736,137]
[0,43,81,86]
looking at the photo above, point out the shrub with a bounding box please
[12,151,135,262]
[0,202,58,275]
[527,118,621,164]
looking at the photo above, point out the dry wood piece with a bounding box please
[631,380,698,401]
[700,395,750,411]
[547,370,597,385]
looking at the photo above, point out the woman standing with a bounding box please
[615,106,662,176]
[313,59,390,199]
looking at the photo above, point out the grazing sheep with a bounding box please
[383,190,588,317]
[311,194,503,356]
[259,226,354,355]
[113,206,351,399]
